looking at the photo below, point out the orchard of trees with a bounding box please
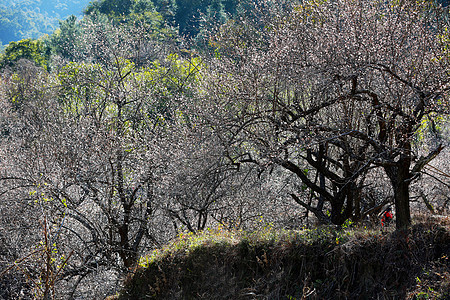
[0,0,449,298]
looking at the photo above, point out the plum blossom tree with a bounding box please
[0,19,199,297]
[201,0,449,228]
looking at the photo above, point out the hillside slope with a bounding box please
[0,0,90,45]
[117,220,449,299]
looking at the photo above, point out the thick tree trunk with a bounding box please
[393,177,411,229]
[386,154,412,229]
[330,199,345,225]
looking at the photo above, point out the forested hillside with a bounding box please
[0,0,91,46]
[1,0,448,46]
[0,0,449,299]
[0,0,240,47]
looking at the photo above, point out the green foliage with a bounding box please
[85,0,136,17]
[57,61,106,119]
[415,113,449,144]
[82,0,254,41]
[132,53,203,123]
[172,0,241,38]
[137,224,363,270]
[84,0,174,42]
[153,0,177,24]
[85,0,156,23]
[58,58,151,131]
[138,226,240,268]
[0,38,51,70]
[0,0,258,51]
[50,15,81,60]
[207,0,227,24]
[56,53,202,128]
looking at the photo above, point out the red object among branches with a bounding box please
[381,210,394,226]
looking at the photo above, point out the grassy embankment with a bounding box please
[113,217,449,299]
